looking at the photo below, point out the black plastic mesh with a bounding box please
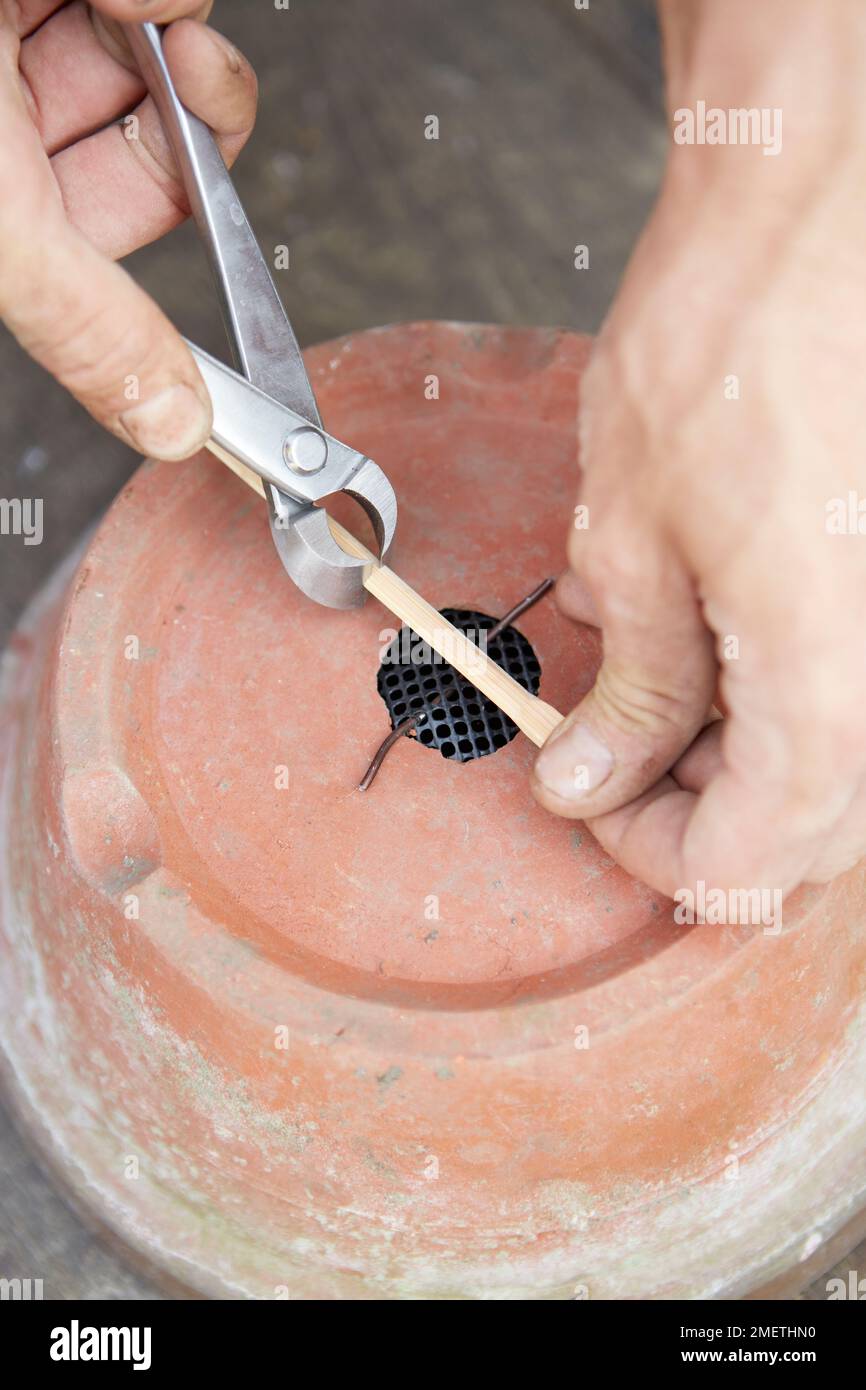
[377,608,542,762]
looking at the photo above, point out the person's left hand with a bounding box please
[0,1,257,459]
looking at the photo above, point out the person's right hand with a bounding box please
[532,0,866,906]
[0,1,257,459]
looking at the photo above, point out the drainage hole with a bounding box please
[376,607,543,763]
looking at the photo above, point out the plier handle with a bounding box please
[126,22,397,608]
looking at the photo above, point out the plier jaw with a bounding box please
[270,498,389,610]
[126,21,397,610]
[189,344,397,607]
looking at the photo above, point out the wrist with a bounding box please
[658,0,866,192]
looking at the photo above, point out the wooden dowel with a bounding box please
[206,442,564,747]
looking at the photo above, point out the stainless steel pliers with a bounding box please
[126,22,396,609]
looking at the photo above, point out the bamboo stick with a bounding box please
[206,442,564,747]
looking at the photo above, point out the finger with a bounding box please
[670,717,725,793]
[87,0,213,73]
[161,17,252,135]
[671,719,862,883]
[532,515,717,819]
[584,666,862,898]
[20,1,144,155]
[51,19,257,258]
[586,774,694,899]
[586,757,851,903]
[18,2,214,155]
[89,0,208,21]
[555,568,600,627]
[583,545,866,898]
[0,213,212,457]
[0,17,212,459]
[10,2,66,38]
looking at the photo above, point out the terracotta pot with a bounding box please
[1,321,865,1299]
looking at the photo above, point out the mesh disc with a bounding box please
[377,608,542,762]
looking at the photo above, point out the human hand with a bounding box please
[532,0,866,904]
[0,1,257,459]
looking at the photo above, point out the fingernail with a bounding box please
[535,722,613,801]
[120,383,211,460]
[209,30,241,73]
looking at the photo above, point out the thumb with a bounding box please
[0,214,211,461]
[532,520,717,819]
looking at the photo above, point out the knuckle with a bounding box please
[29,301,165,411]
[577,528,644,600]
[767,736,855,827]
[778,759,851,823]
[594,662,697,740]
[772,683,862,805]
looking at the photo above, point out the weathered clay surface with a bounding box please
[1,323,865,1299]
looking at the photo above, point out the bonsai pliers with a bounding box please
[126,22,397,609]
